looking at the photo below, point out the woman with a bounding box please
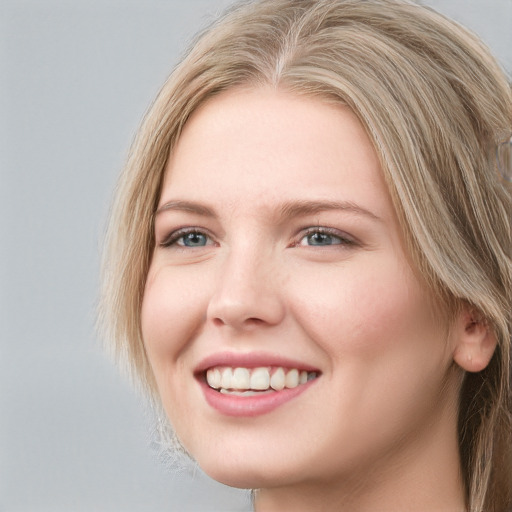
[99,0,512,510]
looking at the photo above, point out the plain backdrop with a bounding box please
[0,1,510,511]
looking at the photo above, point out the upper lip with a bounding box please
[194,351,321,375]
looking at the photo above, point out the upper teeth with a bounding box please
[206,366,317,392]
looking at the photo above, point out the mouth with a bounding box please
[205,366,318,396]
[195,354,320,417]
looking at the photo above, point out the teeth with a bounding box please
[285,368,299,388]
[270,367,285,391]
[232,367,250,390]
[206,368,221,389]
[220,389,274,396]
[206,366,318,392]
[220,368,232,389]
[250,367,270,390]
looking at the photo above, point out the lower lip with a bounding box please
[199,378,318,417]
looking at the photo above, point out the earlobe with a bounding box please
[452,308,497,372]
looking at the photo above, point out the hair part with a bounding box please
[99,1,512,509]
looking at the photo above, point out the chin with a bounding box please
[201,460,296,491]
[204,466,263,490]
[187,439,305,490]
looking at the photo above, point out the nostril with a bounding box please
[212,317,225,327]
[211,316,266,329]
[247,317,266,326]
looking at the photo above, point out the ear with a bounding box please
[452,307,497,372]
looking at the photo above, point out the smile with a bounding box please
[206,366,318,394]
[195,353,321,417]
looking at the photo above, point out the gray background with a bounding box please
[0,1,510,511]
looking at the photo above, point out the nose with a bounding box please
[206,246,286,331]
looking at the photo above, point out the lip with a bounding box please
[199,379,317,417]
[195,351,320,417]
[195,351,320,374]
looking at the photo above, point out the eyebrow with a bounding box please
[278,199,382,222]
[155,198,381,222]
[155,200,216,217]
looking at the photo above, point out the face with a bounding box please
[141,88,460,492]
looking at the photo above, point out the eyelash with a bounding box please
[159,226,356,249]
[159,227,215,248]
[295,227,356,248]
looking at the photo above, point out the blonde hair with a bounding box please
[99,0,512,509]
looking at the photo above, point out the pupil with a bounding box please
[185,233,205,246]
[310,233,330,245]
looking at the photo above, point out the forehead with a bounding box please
[160,87,392,222]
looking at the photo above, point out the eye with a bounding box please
[179,232,209,247]
[160,228,214,248]
[297,228,354,247]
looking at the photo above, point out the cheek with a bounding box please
[141,265,209,368]
[140,265,214,431]
[285,259,452,462]
[288,255,441,361]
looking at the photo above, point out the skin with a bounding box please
[141,88,476,511]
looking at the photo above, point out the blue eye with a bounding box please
[179,232,209,247]
[304,232,341,246]
[160,229,212,248]
[298,228,353,247]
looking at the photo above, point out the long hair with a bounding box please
[99,1,512,509]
